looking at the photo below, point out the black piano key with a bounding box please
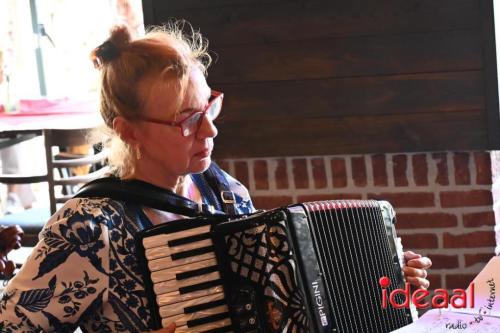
[172,245,214,261]
[184,298,227,314]
[168,232,211,247]
[187,311,231,328]
[179,279,223,294]
[176,265,219,281]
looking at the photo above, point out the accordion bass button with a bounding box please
[238,315,258,332]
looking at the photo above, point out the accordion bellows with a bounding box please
[136,200,414,333]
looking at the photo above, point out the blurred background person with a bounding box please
[0,48,36,215]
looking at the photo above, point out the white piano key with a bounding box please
[161,305,229,327]
[153,271,221,295]
[173,319,233,333]
[157,285,224,307]
[145,239,213,260]
[158,292,225,318]
[142,225,210,249]
[150,258,217,283]
[148,252,215,272]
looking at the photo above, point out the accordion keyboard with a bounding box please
[142,224,233,333]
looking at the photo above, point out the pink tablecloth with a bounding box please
[0,96,103,131]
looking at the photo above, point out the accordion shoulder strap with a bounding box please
[199,162,238,215]
[74,176,218,217]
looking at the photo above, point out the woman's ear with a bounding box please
[113,116,140,146]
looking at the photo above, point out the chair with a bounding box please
[0,128,108,246]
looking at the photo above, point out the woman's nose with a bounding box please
[196,114,218,139]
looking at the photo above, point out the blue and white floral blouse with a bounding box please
[0,171,254,333]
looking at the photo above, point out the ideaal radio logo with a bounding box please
[379,276,475,310]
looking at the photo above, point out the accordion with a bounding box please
[135,200,414,333]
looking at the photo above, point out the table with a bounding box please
[0,96,103,184]
[0,96,103,146]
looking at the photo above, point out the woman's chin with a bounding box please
[190,156,212,174]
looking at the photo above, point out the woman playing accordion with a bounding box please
[0,24,431,333]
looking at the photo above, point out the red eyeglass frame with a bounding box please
[138,90,223,137]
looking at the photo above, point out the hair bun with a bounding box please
[108,25,132,49]
[90,25,131,69]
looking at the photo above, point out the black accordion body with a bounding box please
[135,200,414,333]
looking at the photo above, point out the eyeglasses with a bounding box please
[138,90,223,137]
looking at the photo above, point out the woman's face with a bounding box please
[133,66,218,184]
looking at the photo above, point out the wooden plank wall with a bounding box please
[143,0,499,158]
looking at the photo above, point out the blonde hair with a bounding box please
[90,21,211,177]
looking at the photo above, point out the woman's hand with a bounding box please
[402,251,432,289]
[152,323,176,333]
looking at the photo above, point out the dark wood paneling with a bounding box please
[479,0,500,147]
[148,0,287,11]
[144,0,498,157]
[209,30,482,83]
[142,0,155,29]
[215,72,484,120]
[158,0,480,46]
[214,111,487,157]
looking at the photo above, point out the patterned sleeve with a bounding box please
[0,198,110,332]
[220,168,257,214]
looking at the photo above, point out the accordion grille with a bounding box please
[304,200,412,333]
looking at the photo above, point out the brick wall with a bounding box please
[218,151,498,290]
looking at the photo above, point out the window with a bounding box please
[0,0,144,105]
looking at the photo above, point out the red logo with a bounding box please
[379,276,475,309]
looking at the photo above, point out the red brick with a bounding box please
[464,253,494,267]
[474,152,492,185]
[234,161,250,189]
[445,274,476,289]
[297,194,363,203]
[429,255,459,269]
[412,154,428,186]
[428,274,442,289]
[330,158,347,188]
[253,160,269,190]
[371,154,388,186]
[397,213,457,229]
[400,233,438,249]
[463,211,495,227]
[351,156,367,187]
[393,154,409,187]
[443,231,496,248]
[252,196,294,210]
[311,158,327,189]
[274,158,289,189]
[368,192,435,208]
[453,152,470,185]
[432,153,449,185]
[217,160,230,172]
[292,158,309,189]
[440,190,493,207]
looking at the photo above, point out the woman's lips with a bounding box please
[195,148,211,158]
